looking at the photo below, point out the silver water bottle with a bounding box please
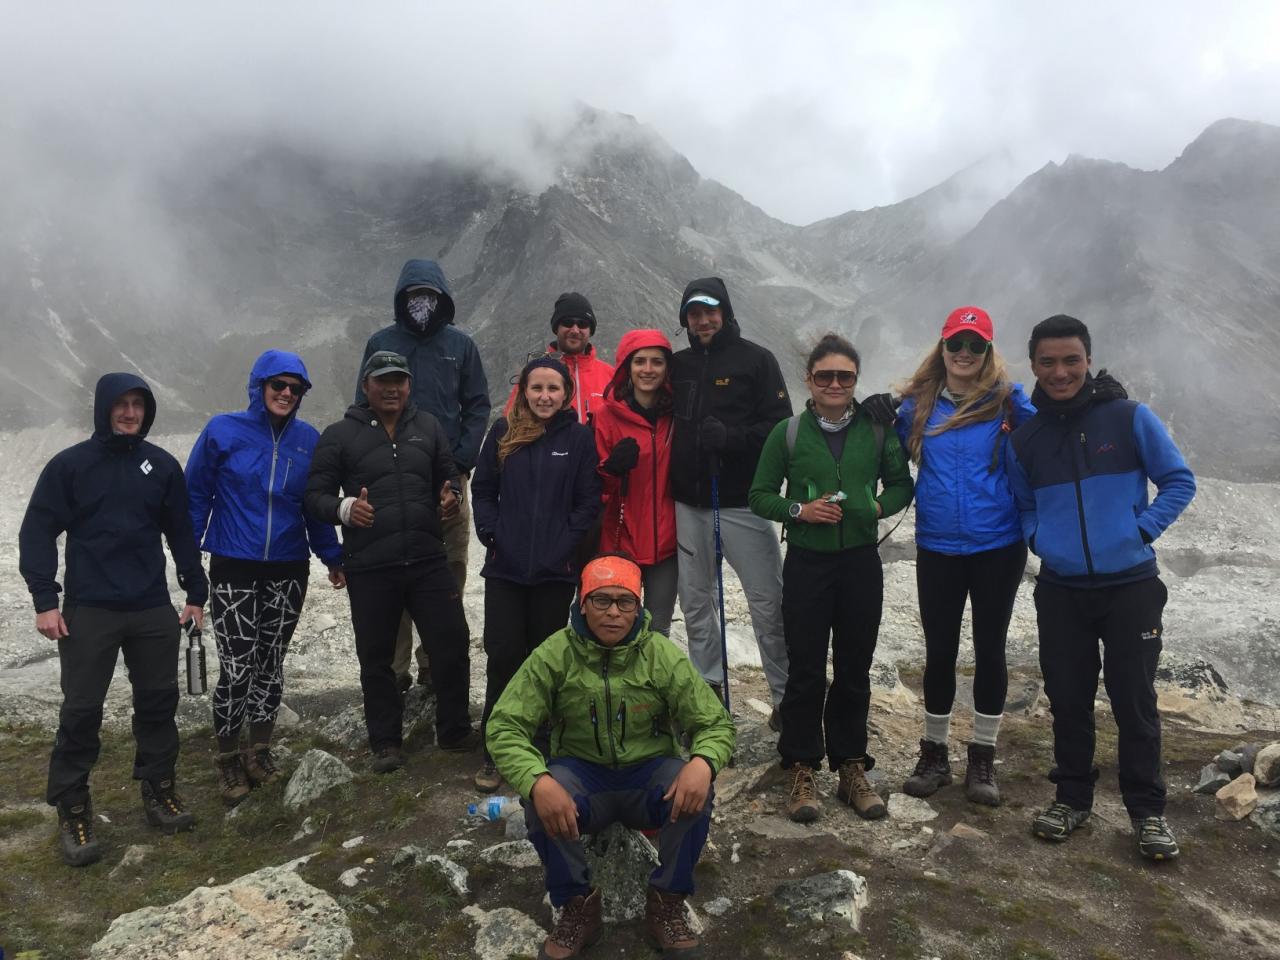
[184,621,208,696]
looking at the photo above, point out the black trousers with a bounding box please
[1035,576,1168,818]
[346,559,471,750]
[480,578,576,762]
[47,604,180,806]
[916,541,1028,716]
[777,545,883,771]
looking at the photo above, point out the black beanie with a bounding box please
[549,292,597,335]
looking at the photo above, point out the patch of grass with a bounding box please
[1008,939,1058,959]
[0,808,46,832]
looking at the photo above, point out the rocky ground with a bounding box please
[1,426,1279,959]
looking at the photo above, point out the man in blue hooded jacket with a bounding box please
[19,373,209,866]
[355,260,490,692]
[1007,315,1195,862]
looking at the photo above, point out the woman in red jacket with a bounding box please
[593,329,678,635]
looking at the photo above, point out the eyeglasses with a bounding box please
[810,370,857,387]
[943,336,990,355]
[585,594,639,612]
[266,378,307,395]
[558,318,592,330]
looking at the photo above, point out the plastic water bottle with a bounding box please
[468,796,514,821]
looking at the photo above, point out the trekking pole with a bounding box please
[615,475,629,550]
[710,456,730,714]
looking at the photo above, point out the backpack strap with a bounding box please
[784,414,802,459]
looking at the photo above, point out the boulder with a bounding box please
[1193,764,1232,795]
[89,860,351,959]
[462,905,545,960]
[1236,742,1261,775]
[1154,655,1229,695]
[774,869,869,931]
[1215,773,1258,821]
[1249,790,1280,839]
[393,846,470,897]
[1215,750,1244,778]
[275,703,301,729]
[1255,743,1280,788]
[562,823,702,930]
[317,706,367,750]
[283,749,354,810]
[478,840,541,869]
[887,793,938,823]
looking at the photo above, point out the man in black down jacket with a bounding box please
[19,372,208,866]
[306,352,477,771]
[670,278,793,717]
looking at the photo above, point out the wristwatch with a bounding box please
[787,501,803,520]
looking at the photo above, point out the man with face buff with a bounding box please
[356,260,490,694]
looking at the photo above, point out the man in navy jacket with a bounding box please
[19,373,208,866]
[1007,315,1195,861]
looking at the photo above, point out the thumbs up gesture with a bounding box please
[351,486,375,527]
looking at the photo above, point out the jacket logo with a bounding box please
[139,459,153,475]
[551,450,569,457]
[1140,629,1160,641]
[1096,442,1117,455]
[715,378,731,386]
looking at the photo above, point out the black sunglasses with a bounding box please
[266,378,308,395]
[810,369,857,387]
[943,336,990,355]
[558,318,592,330]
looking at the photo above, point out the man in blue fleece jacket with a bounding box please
[1007,315,1195,862]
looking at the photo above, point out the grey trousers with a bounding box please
[674,502,788,705]
[642,555,679,638]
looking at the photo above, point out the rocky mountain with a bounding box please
[2,110,1276,476]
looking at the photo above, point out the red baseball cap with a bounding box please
[940,306,993,341]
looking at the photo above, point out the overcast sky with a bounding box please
[4,1,1279,224]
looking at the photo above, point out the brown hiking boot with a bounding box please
[836,759,887,820]
[242,743,281,787]
[539,887,602,959]
[215,751,251,806]
[785,764,821,823]
[645,885,702,955]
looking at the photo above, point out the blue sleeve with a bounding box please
[183,423,218,549]
[306,506,344,567]
[455,339,491,474]
[1005,442,1038,548]
[1132,404,1195,541]
[18,455,74,612]
[1010,384,1037,428]
[471,421,504,542]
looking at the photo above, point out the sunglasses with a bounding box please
[558,318,592,330]
[810,369,857,387]
[943,336,990,355]
[266,378,308,395]
[585,594,639,612]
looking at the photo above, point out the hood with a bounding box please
[678,276,741,350]
[246,349,312,420]
[607,328,674,398]
[393,259,456,335]
[93,372,155,445]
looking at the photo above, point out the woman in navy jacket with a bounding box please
[186,349,344,805]
[471,356,601,792]
[865,308,1034,806]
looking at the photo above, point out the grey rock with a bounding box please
[462,905,545,960]
[275,703,301,729]
[1250,790,1280,838]
[107,844,153,880]
[478,840,541,869]
[774,869,869,931]
[704,896,732,917]
[1215,750,1244,778]
[1004,677,1044,715]
[291,815,317,841]
[578,822,701,930]
[1194,763,1232,795]
[745,815,837,840]
[282,749,354,810]
[1237,742,1261,775]
[887,793,938,823]
[338,866,366,887]
[504,811,529,840]
[1255,743,1280,788]
[1154,655,1229,695]
[392,844,427,868]
[89,860,351,959]
[317,706,367,750]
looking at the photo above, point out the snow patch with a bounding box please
[46,309,86,368]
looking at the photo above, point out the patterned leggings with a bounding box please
[210,576,307,738]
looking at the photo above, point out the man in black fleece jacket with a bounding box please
[670,278,793,715]
[19,372,208,866]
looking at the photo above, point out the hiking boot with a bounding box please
[1133,816,1180,861]
[539,887,602,959]
[371,745,404,774]
[785,765,821,823]
[1031,802,1090,842]
[645,885,702,955]
[837,759,887,820]
[903,738,952,798]
[767,708,781,734]
[964,742,1000,806]
[141,779,196,833]
[242,743,281,787]
[215,751,251,806]
[395,672,411,695]
[474,761,502,793]
[439,727,482,753]
[57,798,102,867]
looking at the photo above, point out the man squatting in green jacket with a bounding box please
[487,553,735,958]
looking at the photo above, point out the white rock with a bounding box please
[1255,743,1280,788]
[745,697,773,717]
[887,793,938,823]
[341,835,365,849]
[275,703,301,729]
[282,749,354,810]
[478,840,541,869]
[445,838,474,851]
[462,905,546,960]
[291,816,317,841]
[107,844,153,880]
[338,866,366,887]
[704,896,732,917]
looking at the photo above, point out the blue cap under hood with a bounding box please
[93,372,156,445]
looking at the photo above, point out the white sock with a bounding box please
[923,711,951,745]
[972,711,1003,748]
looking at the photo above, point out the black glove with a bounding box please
[699,416,728,454]
[602,437,640,477]
[478,530,496,549]
[861,392,900,425]
[1092,369,1129,402]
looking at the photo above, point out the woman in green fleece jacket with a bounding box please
[749,333,913,825]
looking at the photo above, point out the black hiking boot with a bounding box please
[57,798,102,867]
[1032,801,1090,842]
[1133,816,1180,861]
[903,738,952,797]
[371,745,405,774]
[964,743,1000,806]
[141,779,195,834]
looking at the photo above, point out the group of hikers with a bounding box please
[19,257,1196,958]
